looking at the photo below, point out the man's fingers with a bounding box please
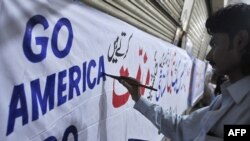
[119,78,141,102]
[120,76,140,84]
[120,79,136,92]
[120,79,131,89]
[120,80,133,91]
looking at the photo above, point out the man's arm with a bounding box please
[133,96,209,141]
[119,76,210,141]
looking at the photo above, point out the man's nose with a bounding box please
[205,49,213,62]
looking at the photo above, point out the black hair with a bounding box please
[206,3,250,75]
[206,3,250,36]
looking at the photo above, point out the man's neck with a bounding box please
[228,70,245,84]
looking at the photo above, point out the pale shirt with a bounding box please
[134,76,250,141]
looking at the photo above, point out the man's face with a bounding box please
[206,33,241,75]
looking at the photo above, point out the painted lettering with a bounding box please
[6,84,28,136]
[6,55,106,136]
[23,15,73,63]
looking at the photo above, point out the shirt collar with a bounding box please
[224,76,250,104]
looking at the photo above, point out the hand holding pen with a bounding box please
[104,73,157,102]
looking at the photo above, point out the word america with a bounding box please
[6,56,106,136]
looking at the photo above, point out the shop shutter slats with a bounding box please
[187,0,210,59]
[129,0,176,33]
[82,0,211,60]
[82,0,182,43]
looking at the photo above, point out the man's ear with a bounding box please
[234,30,249,51]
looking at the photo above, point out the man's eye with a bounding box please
[210,41,216,47]
[210,38,215,45]
[211,40,219,48]
[213,42,217,46]
[214,41,219,47]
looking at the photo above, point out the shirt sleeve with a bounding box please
[134,96,210,141]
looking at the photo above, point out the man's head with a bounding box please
[205,3,250,76]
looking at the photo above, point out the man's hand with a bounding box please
[119,77,141,102]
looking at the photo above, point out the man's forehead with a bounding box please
[211,33,228,39]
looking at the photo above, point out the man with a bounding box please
[120,3,250,141]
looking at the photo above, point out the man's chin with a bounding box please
[214,68,226,75]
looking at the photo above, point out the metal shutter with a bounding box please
[82,0,184,43]
[187,0,211,60]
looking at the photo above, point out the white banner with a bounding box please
[0,0,193,140]
[188,58,206,106]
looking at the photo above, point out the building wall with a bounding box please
[81,0,211,60]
